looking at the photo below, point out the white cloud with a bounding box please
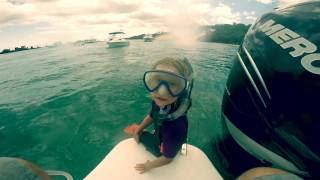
[1,0,241,28]
[255,0,273,4]
[182,2,241,25]
[243,11,257,22]
[0,1,27,25]
[208,3,241,24]
[245,16,257,22]
[0,0,244,49]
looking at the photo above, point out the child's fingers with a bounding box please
[134,163,146,169]
[139,170,146,174]
[135,168,146,174]
[134,164,147,173]
[134,163,144,168]
[123,124,139,135]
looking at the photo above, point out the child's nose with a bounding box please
[157,85,169,96]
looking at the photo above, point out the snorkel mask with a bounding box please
[143,57,194,121]
[143,70,189,97]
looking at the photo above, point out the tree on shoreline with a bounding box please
[199,23,251,45]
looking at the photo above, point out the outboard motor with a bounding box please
[213,1,320,179]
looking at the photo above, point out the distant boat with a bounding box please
[143,34,154,42]
[107,32,130,48]
[83,39,97,44]
[74,39,97,46]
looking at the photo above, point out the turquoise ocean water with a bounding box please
[0,40,237,179]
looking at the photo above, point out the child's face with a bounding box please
[150,64,179,107]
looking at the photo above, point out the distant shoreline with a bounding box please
[1,23,250,54]
[0,46,41,55]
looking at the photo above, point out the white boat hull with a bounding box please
[107,41,129,48]
[85,138,223,180]
[144,38,153,42]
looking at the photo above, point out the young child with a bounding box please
[124,57,194,174]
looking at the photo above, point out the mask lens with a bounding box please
[144,71,187,96]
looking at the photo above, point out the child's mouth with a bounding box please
[155,96,168,101]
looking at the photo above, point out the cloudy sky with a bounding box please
[0,0,309,50]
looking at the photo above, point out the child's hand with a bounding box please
[123,123,142,143]
[123,124,139,135]
[134,160,151,174]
